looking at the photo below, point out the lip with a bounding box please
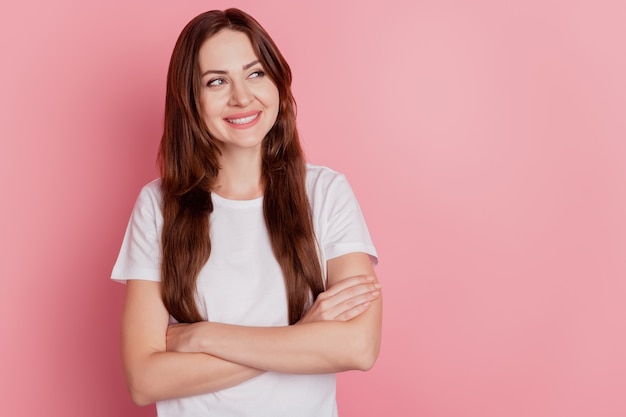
[224,110,262,129]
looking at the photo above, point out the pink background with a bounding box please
[1,1,624,416]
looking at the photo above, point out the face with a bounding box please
[197,29,280,153]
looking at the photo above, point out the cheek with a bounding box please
[265,87,280,115]
[200,98,220,123]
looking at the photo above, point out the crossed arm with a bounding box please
[121,252,382,406]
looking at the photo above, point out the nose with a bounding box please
[229,80,253,107]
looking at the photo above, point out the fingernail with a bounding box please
[374,283,382,289]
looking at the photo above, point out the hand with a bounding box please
[298,275,382,324]
[166,322,204,353]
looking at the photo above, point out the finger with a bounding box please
[315,286,381,320]
[323,274,377,297]
[333,301,372,321]
[319,281,382,310]
[334,289,381,316]
[317,288,380,322]
[320,282,380,311]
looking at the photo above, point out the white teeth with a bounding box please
[227,113,259,125]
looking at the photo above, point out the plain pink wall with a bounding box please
[1,1,624,416]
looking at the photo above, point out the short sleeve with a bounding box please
[111,180,163,283]
[308,166,378,266]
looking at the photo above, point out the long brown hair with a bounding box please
[158,8,324,324]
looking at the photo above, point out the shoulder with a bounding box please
[305,163,360,214]
[305,164,349,196]
[305,163,344,180]
[129,178,163,218]
[135,178,163,204]
[140,178,162,197]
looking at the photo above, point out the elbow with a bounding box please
[125,372,157,407]
[355,354,378,372]
[349,332,381,371]
[129,388,153,408]
[353,344,380,371]
[123,351,167,406]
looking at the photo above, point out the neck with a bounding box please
[214,147,263,200]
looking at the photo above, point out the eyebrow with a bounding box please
[201,60,260,77]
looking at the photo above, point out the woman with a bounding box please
[112,8,382,417]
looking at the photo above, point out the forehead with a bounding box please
[198,29,258,72]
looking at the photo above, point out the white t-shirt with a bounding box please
[112,164,378,417]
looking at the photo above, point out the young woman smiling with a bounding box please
[112,8,382,417]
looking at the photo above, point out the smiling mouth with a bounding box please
[226,113,260,125]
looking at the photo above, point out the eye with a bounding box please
[207,78,226,87]
[248,70,265,79]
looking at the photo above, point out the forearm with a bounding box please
[189,298,382,374]
[159,253,382,379]
[124,350,263,406]
[120,280,264,406]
